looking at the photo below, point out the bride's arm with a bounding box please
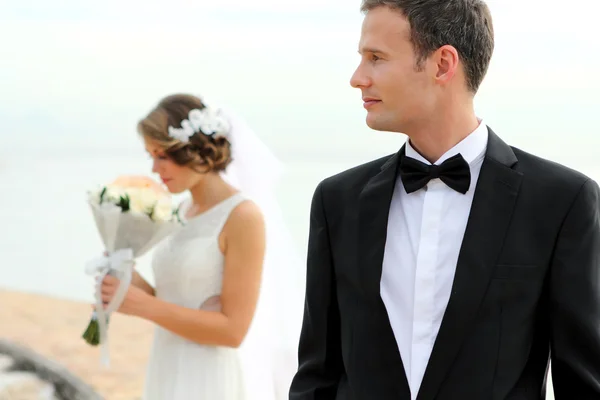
[139,201,265,348]
[132,270,155,296]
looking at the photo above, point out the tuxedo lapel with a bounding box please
[357,148,411,397]
[358,151,400,297]
[416,129,523,400]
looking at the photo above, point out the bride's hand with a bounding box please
[100,275,151,316]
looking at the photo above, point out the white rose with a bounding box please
[102,186,126,206]
[151,199,174,222]
[128,187,157,215]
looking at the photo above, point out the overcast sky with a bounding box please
[1,0,597,161]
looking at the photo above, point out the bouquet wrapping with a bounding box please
[82,175,181,366]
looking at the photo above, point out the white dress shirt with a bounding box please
[380,121,489,399]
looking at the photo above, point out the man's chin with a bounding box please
[365,113,387,131]
[366,113,405,133]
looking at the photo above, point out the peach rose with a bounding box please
[110,175,169,197]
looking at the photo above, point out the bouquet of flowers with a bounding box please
[81,175,181,365]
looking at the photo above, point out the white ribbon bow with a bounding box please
[85,248,134,367]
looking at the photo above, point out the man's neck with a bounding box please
[407,109,480,164]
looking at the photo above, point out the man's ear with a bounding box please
[433,44,460,85]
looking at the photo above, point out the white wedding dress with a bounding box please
[139,102,304,400]
[142,193,250,400]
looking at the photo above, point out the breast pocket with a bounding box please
[492,264,545,281]
[489,264,547,314]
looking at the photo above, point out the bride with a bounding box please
[99,93,304,399]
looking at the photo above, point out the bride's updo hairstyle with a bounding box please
[137,94,233,173]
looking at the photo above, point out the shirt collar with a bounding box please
[405,119,488,166]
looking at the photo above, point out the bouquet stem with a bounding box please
[82,311,109,346]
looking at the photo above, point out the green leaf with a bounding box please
[99,187,107,204]
[118,193,130,212]
[173,206,184,224]
[147,201,157,220]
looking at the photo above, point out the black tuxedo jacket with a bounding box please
[289,128,600,399]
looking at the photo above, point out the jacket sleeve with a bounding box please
[550,178,600,398]
[289,181,344,399]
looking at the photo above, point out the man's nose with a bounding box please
[350,64,370,88]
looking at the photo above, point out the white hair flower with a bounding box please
[168,107,230,143]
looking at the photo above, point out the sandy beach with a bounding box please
[0,288,153,400]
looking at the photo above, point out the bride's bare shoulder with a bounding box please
[221,198,266,266]
[224,199,265,237]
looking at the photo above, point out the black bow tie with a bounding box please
[399,153,471,194]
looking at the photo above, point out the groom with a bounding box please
[289,1,600,399]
